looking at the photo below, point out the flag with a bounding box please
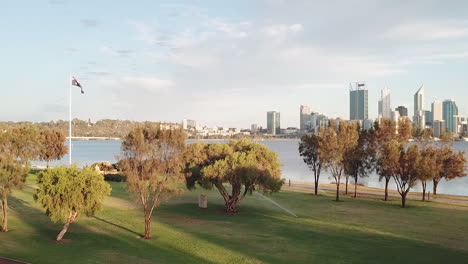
[72,76,84,94]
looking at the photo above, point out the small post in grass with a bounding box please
[199,194,207,209]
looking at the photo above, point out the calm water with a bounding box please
[37,140,468,196]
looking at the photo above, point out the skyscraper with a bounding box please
[395,106,408,117]
[431,101,443,122]
[443,99,459,133]
[349,82,368,121]
[413,85,425,130]
[378,87,391,119]
[299,105,311,131]
[267,111,281,135]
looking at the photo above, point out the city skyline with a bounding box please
[2,1,468,128]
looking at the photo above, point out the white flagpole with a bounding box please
[69,74,72,165]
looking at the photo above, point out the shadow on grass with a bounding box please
[93,216,142,238]
[4,195,219,264]
[157,199,468,264]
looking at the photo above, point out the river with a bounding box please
[35,140,468,196]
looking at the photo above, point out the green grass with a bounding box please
[2,174,468,264]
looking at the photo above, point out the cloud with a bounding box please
[263,23,303,37]
[128,20,158,44]
[88,71,112,76]
[100,76,174,93]
[80,19,97,28]
[384,20,468,41]
[209,19,250,39]
[167,52,218,68]
[100,45,134,56]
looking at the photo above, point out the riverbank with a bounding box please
[284,181,468,206]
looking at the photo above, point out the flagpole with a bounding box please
[69,73,72,165]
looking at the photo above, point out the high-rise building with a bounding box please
[443,99,459,133]
[424,110,433,127]
[395,106,408,117]
[267,111,281,135]
[251,124,258,133]
[431,101,443,122]
[349,82,368,121]
[182,119,197,130]
[433,120,446,138]
[413,85,425,130]
[299,105,311,131]
[378,87,391,119]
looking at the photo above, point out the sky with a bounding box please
[2,0,468,128]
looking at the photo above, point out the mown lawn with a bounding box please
[1,174,468,264]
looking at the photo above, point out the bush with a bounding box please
[104,173,126,182]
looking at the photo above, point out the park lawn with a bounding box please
[1,174,468,264]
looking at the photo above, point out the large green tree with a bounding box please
[0,126,41,232]
[39,129,68,168]
[298,134,322,195]
[184,139,283,213]
[318,121,359,201]
[119,124,186,239]
[35,166,111,241]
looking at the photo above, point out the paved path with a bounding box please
[286,183,468,206]
[0,257,29,264]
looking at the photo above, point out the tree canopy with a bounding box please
[39,129,68,168]
[119,124,186,239]
[0,126,41,232]
[184,138,283,213]
[35,166,111,241]
[299,134,322,195]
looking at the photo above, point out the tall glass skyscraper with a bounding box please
[413,85,425,130]
[349,82,368,121]
[378,87,391,119]
[267,111,281,135]
[443,99,458,133]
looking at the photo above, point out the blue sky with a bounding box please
[2,0,468,128]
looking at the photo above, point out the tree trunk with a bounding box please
[345,176,349,195]
[421,181,426,201]
[401,192,407,208]
[335,177,340,201]
[384,178,390,201]
[46,161,49,169]
[225,197,239,213]
[433,179,439,195]
[314,178,318,195]
[143,215,152,239]
[1,197,8,232]
[56,212,77,241]
[354,176,358,198]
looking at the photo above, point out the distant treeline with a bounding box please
[0,119,179,138]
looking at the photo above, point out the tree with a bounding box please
[184,139,283,213]
[319,121,359,201]
[298,134,322,195]
[375,118,412,201]
[120,124,186,239]
[432,146,467,195]
[35,166,111,241]
[394,144,421,208]
[417,146,437,201]
[0,126,41,232]
[39,129,68,168]
[344,128,376,198]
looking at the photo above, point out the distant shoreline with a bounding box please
[67,136,122,141]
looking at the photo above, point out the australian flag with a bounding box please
[72,77,84,94]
